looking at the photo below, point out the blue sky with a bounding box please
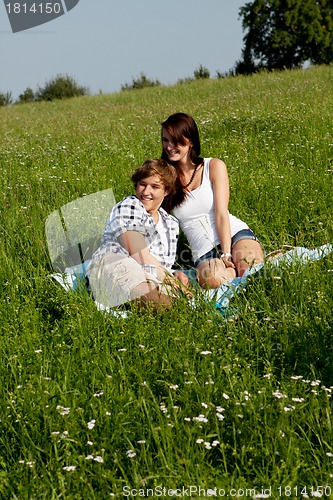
[1,0,247,100]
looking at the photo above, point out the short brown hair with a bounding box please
[131,159,177,197]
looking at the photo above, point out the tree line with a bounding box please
[1,0,332,105]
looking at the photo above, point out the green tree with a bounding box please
[237,0,333,73]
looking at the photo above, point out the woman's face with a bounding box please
[162,127,191,163]
[135,174,168,216]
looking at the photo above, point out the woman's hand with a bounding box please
[220,252,235,269]
[222,257,235,269]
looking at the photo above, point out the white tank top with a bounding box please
[173,158,248,261]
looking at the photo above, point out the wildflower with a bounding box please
[204,442,212,449]
[201,402,208,408]
[35,349,42,353]
[284,405,295,412]
[216,406,225,413]
[291,397,304,403]
[200,351,212,355]
[184,417,191,422]
[222,393,229,400]
[118,348,127,352]
[272,390,287,399]
[290,375,303,380]
[85,455,94,460]
[87,419,96,429]
[87,441,93,446]
[94,456,104,463]
[105,411,111,416]
[326,452,333,457]
[63,465,76,472]
[137,440,146,444]
[196,438,204,444]
[169,384,179,390]
[138,344,145,349]
[160,404,168,414]
[51,431,60,436]
[212,440,220,446]
[56,405,70,416]
[126,449,136,458]
[193,414,208,423]
[216,413,225,421]
[93,391,104,398]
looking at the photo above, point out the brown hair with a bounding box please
[131,159,177,200]
[161,112,203,210]
[161,112,202,166]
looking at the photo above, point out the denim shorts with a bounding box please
[194,228,259,267]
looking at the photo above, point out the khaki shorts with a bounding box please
[89,252,164,308]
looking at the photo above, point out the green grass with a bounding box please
[1,66,333,498]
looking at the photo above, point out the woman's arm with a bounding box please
[209,158,234,266]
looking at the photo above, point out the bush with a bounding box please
[177,76,195,85]
[0,91,13,106]
[18,87,36,103]
[177,65,210,85]
[121,72,161,91]
[193,64,210,80]
[36,74,89,101]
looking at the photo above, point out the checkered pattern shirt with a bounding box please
[91,196,179,271]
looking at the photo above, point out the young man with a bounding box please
[88,159,189,309]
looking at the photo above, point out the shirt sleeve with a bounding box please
[102,196,159,247]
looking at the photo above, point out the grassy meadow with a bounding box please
[1,65,333,498]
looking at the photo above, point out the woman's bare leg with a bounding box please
[196,258,236,289]
[232,239,264,277]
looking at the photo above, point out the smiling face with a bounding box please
[135,174,168,218]
[162,127,192,164]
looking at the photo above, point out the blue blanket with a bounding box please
[50,244,333,316]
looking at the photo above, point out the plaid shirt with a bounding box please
[91,196,179,271]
